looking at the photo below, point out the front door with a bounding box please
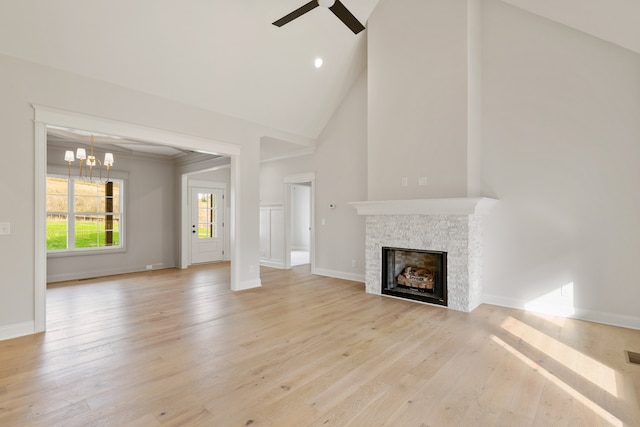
[191,187,224,264]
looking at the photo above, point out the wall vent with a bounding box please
[626,350,640,365]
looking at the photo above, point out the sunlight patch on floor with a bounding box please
[491,335,624,427]
[501,315,619,398]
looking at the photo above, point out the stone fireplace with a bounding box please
[350,198,496,312]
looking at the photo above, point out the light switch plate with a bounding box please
[0,222,10,235]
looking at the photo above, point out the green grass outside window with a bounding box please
[47,219,120,250]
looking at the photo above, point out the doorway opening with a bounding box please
[35,106,242,333]
[284,173,315,272]
[290,183,311,266]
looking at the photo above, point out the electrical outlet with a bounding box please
[418,176,428,186]
[351,259,357,268]
[401,177,408,187]
[0,223,9,235]
[146,265,153,270]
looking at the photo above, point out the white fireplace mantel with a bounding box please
[349,197,498,216]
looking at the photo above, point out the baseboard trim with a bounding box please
[572,308,640,331]
[47,263,174,283]
[313,268,365,283]
[483,294,640,331]
[0,321,36,341]
[260,260,286,269]
[235,278,262,291]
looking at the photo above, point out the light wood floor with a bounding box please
[1,263,639,426]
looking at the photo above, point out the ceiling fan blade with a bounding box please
[272,1,319,27]
[329,0,365,34]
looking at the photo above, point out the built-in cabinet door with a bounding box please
[260,206,284,267]
[270,208,284,262]
[259,207,272,260]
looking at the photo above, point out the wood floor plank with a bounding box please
[0,263,638,426]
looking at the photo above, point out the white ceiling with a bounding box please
[47,126,196,158]
[0,0,380,140]
[1,0,638,146]
[500,0,640,55]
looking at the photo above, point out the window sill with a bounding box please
[47,247,126,258]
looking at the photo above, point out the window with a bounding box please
[46,175,123,252]
[197,192,219,239]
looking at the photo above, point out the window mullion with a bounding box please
[68,177,75,249]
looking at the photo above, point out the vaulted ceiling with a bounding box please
[0,0,380,141]
[1,0,638,143]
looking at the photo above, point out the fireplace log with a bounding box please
[397,266,434,290]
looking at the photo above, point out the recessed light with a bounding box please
[314,57,323,68]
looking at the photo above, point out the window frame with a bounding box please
[46,172,126,257]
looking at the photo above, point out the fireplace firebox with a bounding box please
[381,247,447,306]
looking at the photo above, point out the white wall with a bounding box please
[46,144,176,281]
[367,0,470,200]
[260,71,368,281]
[190,167,231,185]
[481,0,640,327]
[364,0,640,328]
[260,157,314,205]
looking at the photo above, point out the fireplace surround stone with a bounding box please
[350,198,497,312]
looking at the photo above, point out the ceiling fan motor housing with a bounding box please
[318,0,336,7]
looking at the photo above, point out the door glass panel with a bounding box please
[197,192,217,239]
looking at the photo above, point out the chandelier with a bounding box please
[64,135,114,181]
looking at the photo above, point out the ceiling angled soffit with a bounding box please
[500,0,640,54]
[260,136,316,163]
